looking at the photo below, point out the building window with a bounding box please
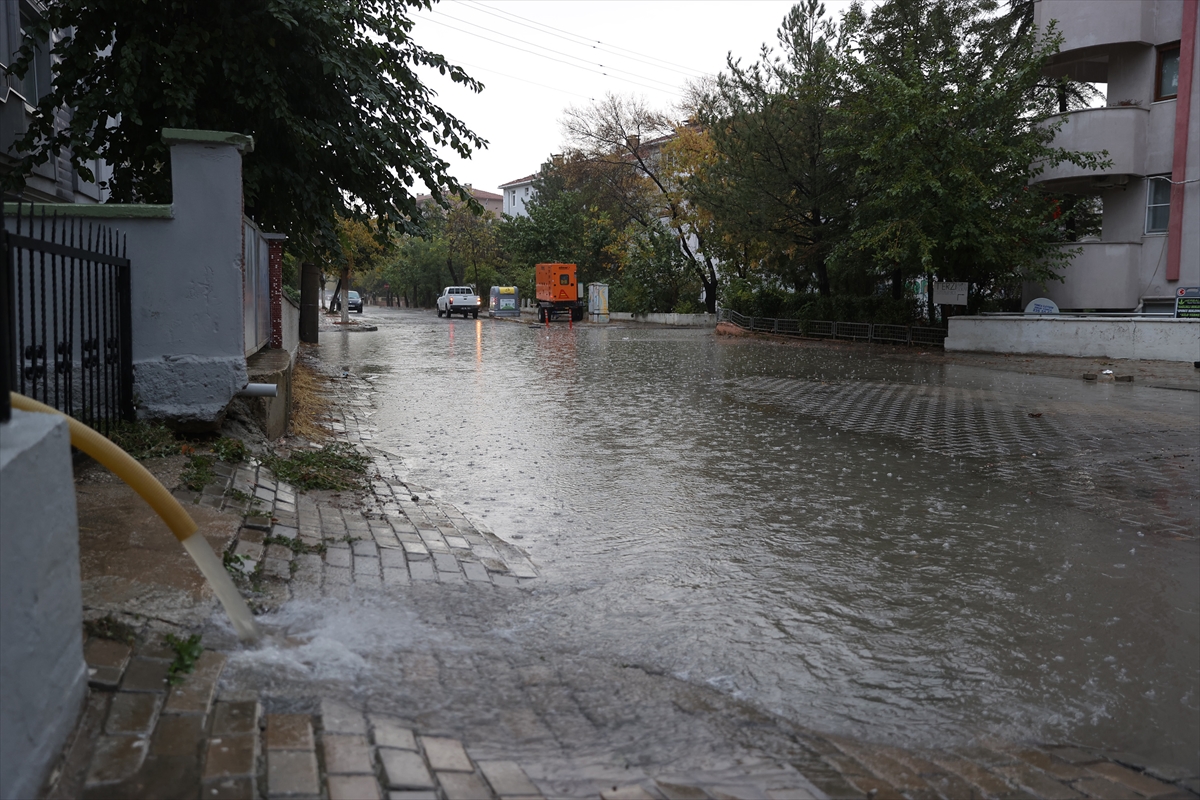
[1146,176,1171,233]
[1156,43,1180,101]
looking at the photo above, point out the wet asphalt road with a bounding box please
[294,306,1198,771]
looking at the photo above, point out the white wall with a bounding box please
[0,410,86,800]
[946,316,1200,361]
[4,131,254,426]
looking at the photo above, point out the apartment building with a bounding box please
[1030,0,1197,312]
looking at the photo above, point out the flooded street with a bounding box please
[257,306,1197,778]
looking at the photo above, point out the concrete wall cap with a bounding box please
[161,128,254,153]
[2,202,173,219]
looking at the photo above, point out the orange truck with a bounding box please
[535,262,584,322]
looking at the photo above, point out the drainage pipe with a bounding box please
[237,383,278,397]
[8,393,261,642]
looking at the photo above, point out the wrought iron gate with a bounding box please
[2,204,135,433]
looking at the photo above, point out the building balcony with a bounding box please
[1034,106,1149,189]
[1035,0,1154,57]
[1026,241,1143,310]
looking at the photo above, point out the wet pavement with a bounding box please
[54,305,1200,798]
[297,307,1198,771]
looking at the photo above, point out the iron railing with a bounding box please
[718,308,948,347]
[2,204,134,433]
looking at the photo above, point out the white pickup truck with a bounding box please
[436,286,482,319]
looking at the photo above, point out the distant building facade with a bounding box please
[499,173,536,217]
[1031,0,1198,312]
[415,186,503,217]
[1,4,110,203]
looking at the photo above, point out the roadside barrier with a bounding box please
[718,309,948,347]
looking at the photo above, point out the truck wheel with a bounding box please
[472,310,479,319]
[436,308,442,317]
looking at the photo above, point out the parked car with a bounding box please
[437,286,481,319]
[347,290,363,313]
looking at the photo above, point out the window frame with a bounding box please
[1145,175,1172,234]
[1155,42,1181,101]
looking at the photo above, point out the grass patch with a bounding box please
[291,354,334,441]
[181,454,215,491]
[262,443,369,492]
[212,436,249,463]
[164,633,203,685]
[105,421,180,460]
[84,614,137,644]
[264,534,327,556]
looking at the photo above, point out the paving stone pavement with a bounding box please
[730,374,1199,540]
[48,634,1200,800]
[45,345,1200,799]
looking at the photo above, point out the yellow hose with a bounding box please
[10,393,197,541]
[9,392,260,641]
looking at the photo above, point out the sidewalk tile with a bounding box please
[85,735,149,785]
[477,761,539,795]
[462,562,491,583]
[104,691,161,735]
[388,792,438,800]
[1073,776,1147,799]
[370,715,417,750]
[85,639,132,688]
[380,748,435,789]
[151,712,206,757]
[164,651,226,715]
[383,564,410,585]
[1085,762,1184,798]
[438,771,492,800]
[431,553,460,574]
[355,556,381,576]
[267,714,314,750]
[600,787,656,800]
[353,540,379,556]
[212,700,260,736]
[409,561,436,581]
[120,657,170,693]
[993,763,1083,799]
[203,733,257,779]
[322,698,367,735]
[323,733,374,774]
[326,548,352,568]
[420,736,472,772]
[204,776,256,799]
[329,774,383,800]
[268,749,320,796]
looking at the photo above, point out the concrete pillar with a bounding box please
[0,410,86,800]
[267,235,286,349]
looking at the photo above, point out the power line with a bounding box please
[449,59,596,102]
[456,0,712,80]
[419,14,683,96]
[427,10,684,93]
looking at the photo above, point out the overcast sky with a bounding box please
[410,0,861,196]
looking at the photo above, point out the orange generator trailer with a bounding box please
[535,262,584,322]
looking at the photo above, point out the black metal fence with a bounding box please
[2,203,134,433]
[718,308,948,347]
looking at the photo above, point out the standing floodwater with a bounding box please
[302,308,1198,770]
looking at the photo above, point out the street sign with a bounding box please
[1175,287,1200,319]
[934,281,968,306]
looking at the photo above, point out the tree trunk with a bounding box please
[891,268,903,300]
[445,256,461,285]
[341,266,350,324]
[299,261,320,343]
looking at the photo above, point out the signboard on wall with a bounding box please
[1175,287,1200,319]
[1025,297,1060,314]
[933,281,968,306]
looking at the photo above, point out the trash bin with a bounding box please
[489,286,521,317]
